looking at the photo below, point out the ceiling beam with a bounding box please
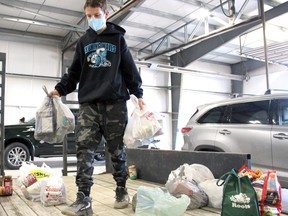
[0,0,83,17]
[169,1,288,67]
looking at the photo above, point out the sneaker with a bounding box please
[114,186,130,209]
[61,192,93,216]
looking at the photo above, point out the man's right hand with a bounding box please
[49,89,60,96]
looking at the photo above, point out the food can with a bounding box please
[129,165,137,180]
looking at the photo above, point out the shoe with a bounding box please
[114,186,130,209]
[61,191,93,216]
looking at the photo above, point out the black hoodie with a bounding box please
[55,22,143,104]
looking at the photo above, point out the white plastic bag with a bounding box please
[34,86,75,143]
[18,162,54,202]
[167,163,214,185]
[165,165,209,210]
[40,175,67,206]
[124,95,162,147]
[35,95,55,137]
[198,179,223,209]
[135,186,190,216]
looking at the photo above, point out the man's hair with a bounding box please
[84,0,107,11]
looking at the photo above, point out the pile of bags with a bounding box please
[16,162,67,206]
[131,163,224,216]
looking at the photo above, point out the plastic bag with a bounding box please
[135,186,190,216]
[198,179,223,209]
[124,94,162,147]
[35,94,56,137]
[165,165,209,210]
[34,86,75,143]
[255,170,282,216]
[40,175,67,206]
[166,163,214,185]
[18,162,54,202]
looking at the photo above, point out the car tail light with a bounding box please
[181,127,192,133]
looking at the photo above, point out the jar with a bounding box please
[4,176,12,187]
[3,176,13,196]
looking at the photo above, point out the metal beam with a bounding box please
[170,1,288,67]
[0,0,83,17]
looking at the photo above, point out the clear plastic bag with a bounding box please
[124,95,162,147]
[34,86,75,143]
[135,186,190,216]
[35,96,56,137]
[40,175,67,206]
[165,165,209,210]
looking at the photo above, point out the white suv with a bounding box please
[181,93,288,188]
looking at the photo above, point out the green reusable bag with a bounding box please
[217,169,260,216]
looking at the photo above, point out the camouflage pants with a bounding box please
[75,101,129,193]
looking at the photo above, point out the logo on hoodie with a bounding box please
[85,42,116,68]
[87,48,111,68]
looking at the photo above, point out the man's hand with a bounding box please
[49,89,60,97]
[138,98,145,110]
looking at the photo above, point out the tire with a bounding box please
[4,142,30,170]
[94,152,105,161]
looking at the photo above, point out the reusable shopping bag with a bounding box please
[260,170,282,216]
[217,168,260,216]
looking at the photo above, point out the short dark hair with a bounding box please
[84,0,107,12]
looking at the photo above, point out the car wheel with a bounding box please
[4,142,30,170]
[95,152,105,161]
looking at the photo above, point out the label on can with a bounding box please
[129,165,137,180]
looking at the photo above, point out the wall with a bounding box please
[243,64,288,94]
[0,38,61,125]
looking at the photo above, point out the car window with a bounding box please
[229,100,270,124]
[198,106,227,123]
[276,99,288,126]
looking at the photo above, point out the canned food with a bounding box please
[129,165,137,180]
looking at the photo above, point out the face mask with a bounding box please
[88,15,106,32]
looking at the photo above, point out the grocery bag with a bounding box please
[217,168,260,216]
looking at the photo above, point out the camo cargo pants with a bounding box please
[75,101,129,194]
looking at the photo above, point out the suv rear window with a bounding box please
[229,100,270,124]
[198,106,227,123]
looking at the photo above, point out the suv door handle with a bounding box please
[219,129,231,135]
[273,133,288,140]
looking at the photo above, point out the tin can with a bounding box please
[129,165,137,180]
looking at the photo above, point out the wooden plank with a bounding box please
[2,173,286,216]
[12,181,64,216]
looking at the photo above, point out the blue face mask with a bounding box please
[88,15,106,32]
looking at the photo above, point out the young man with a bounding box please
[50,0,144,215]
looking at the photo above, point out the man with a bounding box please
[50,0,144,215]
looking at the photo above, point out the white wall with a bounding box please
[243,64,288,95]
[0,39,61,125]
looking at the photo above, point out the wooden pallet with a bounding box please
[0,173,285,216]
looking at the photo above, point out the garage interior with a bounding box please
[0,0,288,215]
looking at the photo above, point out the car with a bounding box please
[181,93,288,188]
[4,109,106,170]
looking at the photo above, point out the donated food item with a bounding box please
[0,176,13,196]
